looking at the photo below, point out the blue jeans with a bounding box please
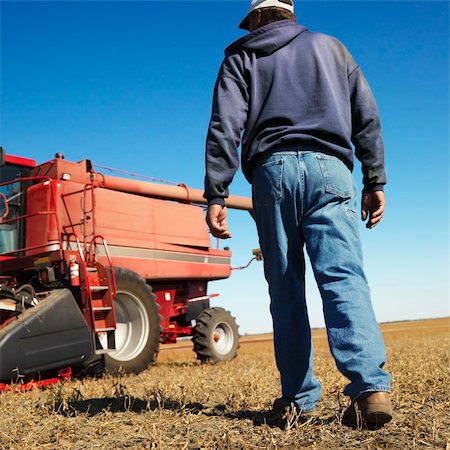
[251,150,391,412]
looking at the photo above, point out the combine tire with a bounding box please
[104,268,161,374]
[193,307,239,362]
[76,354,105,378]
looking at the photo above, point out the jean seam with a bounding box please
[299,153,305,218]
[253,159,283,203]
[278,160,284,200]
[344,205,358,221]
[260,159,283,169]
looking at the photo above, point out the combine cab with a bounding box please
[0,148,253,387]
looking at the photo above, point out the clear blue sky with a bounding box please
[1,1,448,333]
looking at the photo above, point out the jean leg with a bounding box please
[302,153,391,400]
[252,153,322,411]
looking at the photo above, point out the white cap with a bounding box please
[239,0,294,30]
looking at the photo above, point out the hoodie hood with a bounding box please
[225,20,308,57]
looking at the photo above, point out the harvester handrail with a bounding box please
[0,192,9,221]
[62,232,86,264]
[87,235,117,298]
[0,210,56,226]
[0,242,61,257]
[92,163,179,186]
[0,175,53,188]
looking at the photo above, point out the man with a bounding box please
[203,0,392,427]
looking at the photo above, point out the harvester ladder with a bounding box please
[85,236,116,354]
[81,180,96,251]
[84,260,117,354]
[70,234,117,355]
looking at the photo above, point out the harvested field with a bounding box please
[1,317,449,449]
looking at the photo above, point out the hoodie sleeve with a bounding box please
[204,61,249,207]
[348,65,387,192]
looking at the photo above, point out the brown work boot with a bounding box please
[343,391,392,428]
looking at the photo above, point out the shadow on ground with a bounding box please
[58,396,199,417]
[218,409,340,428]
[57,396,342,429]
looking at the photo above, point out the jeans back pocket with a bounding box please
[316,154,354,199]
[252,159,284,203]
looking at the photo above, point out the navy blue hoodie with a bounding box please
[204,20,386,206]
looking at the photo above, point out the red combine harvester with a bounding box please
[0,148,254,389]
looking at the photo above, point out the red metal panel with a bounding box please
[96,255,158,280]
[26,183,59,255]
[151,198,210,248]
[93,187,156,246]
[32,158,88,181]
[5,155,36,168]
[58,184,213,251]
[96,255,230,281]
[154,260,231,280]
[154,289,176,329]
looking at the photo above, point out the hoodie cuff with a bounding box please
[207,198,226,208]
[362,184,385,194]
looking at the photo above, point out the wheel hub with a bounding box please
[99,289,150,361]
[212,322,234,355]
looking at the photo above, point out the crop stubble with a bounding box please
[0,318,448,449]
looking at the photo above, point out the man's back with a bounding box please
[205,20,385,204]
[226,23,354,173]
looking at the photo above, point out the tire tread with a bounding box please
[193,307,240,362]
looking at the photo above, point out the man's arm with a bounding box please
[204,62,248,237]
[349,65,387,228]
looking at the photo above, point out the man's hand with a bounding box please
[206,205,232,239]
[361,190,386,229]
